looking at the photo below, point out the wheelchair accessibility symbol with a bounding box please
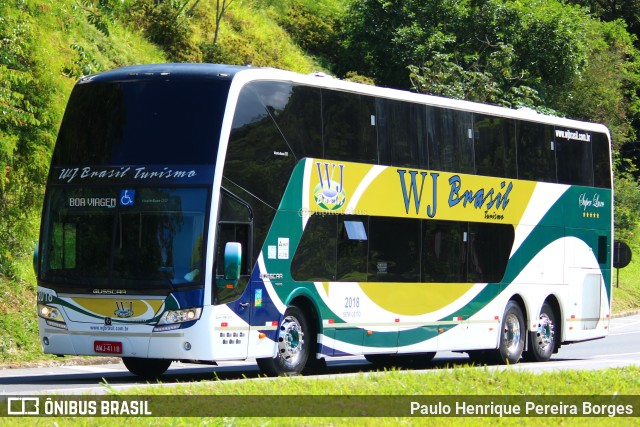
[120,190,135,206]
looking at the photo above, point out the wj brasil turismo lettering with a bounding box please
[57,166,197,183]
[397,169,513,218]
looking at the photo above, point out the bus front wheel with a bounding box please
[257,305,310,376]
[122,357,171,379]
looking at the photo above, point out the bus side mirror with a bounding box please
[224,242,242,281]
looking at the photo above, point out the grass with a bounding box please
[1,366,639,425]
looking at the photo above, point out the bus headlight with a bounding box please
[37,303,67,329]
[154,307,202,332]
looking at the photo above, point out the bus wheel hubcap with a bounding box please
[278,315,304,363]
[504,313,522,354]
[536,314,554,350]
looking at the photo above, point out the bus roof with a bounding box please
[78,63,246,83]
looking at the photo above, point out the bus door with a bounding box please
[214,191,253,358]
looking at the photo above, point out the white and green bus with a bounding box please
[35,64,613,377]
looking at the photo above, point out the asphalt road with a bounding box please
[1,313,639,396]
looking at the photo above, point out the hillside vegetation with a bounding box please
[1,0,640,363]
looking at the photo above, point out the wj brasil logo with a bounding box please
[313,162,346,210]
[114,301,134,318]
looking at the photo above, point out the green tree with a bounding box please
[0,2,54,280]
[277,2,342,66]
[614,171,640,242]
[341,0,596,107]
[76,0,120,36]
[127,0,202,62]
[340,0,471,89]
[212,0,235,46]
[565,0,640,44]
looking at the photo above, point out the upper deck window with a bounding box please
[52,78,231,166]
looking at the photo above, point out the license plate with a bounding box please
[94,340,122,354]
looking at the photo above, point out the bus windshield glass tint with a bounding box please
[40,187,208,289]
[52,79,230,165]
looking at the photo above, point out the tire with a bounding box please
[496,300,525,364]
[524,303,556,362]
[365,352,436,369]
[257,305,310,376]
[122,357,171,379]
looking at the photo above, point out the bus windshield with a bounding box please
[39,69,230,291]
[51,77,230,166]
[40,187,207,290]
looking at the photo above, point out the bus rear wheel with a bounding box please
[122,357,171,379]
[496,300,525,364]
[257,305,310,376]
[524,303,556,362]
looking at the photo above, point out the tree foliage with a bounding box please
[276,1,342,66]
[212,0,235,46]
[0,3,43,279]
[76,0,119,36]
[127,0,203,62]
[615,171,640,241]
[340,0,609,111]
[565,0,640,45]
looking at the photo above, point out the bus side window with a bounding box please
[368,216,420,282]
[291,214,337,282]
[592,132,611,189]
[422,220,466,282]
[555,127,594,186]
[516,122,556,183]
[427,108,475,174]
[473,115,517,178]
[337,217,369,281]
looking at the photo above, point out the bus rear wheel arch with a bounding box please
[257,305,312,376]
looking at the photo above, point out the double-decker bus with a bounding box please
[35,63,613,377]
